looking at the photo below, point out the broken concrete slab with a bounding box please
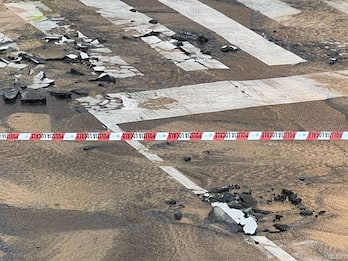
[20,90,46,104]
[49,90,72,99]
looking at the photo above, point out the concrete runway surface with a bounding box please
[1,0,348,260]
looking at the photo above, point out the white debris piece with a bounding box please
[66,54,78,59]
[79,52,89,60]
[28,71,55,89]
[211,202,257,234]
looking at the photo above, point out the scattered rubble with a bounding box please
[80,0,228,71]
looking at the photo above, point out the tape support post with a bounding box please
[0,131,347,141]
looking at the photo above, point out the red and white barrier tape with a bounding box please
[0,131,347,141]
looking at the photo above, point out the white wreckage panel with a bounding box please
[79,0,228,71]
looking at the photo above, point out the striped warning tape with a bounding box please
[0,131,347,141]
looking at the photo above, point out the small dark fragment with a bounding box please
[300,209,313,216]
[174,212,183,220]
[129,8,137,12]
[20,91,46,104]
[219,192,235,203]
[148,19,158,24]
[274,194,286,202]
[182,156,192,162]
[296,203,307,210]
[49,90,72,99]
[240,192,258,208]
[253,208,271,215]
[209,184,233,193]
[275,214,283,221]
[318,210,326,215]
[70,68,85,75]
[273,223,290,232]
[289,196,302,205]
[71,88,89,96]
[165,199,177,205]
[83,146,96,151]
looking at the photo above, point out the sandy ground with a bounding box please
[0,0,348,260]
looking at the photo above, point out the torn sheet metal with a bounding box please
[159,0,306,66]
[79,0,228,71]
[78,70,344,124]
[6,2,60,34]
[28,71,55,89]
[235,0,301,23]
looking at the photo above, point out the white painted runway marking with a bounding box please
[251,236,298,261]
[235,0,301,23]
[6,2,60,34]
[325,0,348,14]
[81,71,343,125]
[79,0,228,71]
[111,125,163,162]
[158,0,306,66]
[159,166,206,194]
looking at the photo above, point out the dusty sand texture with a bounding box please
[0,0,348,260]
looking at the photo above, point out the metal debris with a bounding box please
[20,90,47,104]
